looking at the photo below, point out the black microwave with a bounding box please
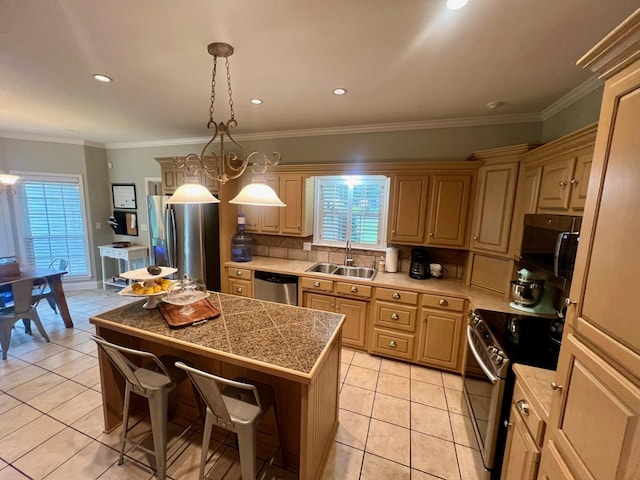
[520,214,582,281]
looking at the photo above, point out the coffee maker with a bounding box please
[409,248,430,279]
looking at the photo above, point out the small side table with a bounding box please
[98,245,149,289]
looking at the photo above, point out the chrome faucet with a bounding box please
[344,240,354,266]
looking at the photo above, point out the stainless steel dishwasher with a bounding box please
[253,270,298,305]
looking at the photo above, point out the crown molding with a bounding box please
[105,112,542,150]
[0,132,105,149]
[540,75,604,121]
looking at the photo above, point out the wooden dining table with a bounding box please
[0,267,73,328]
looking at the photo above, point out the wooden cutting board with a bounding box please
[159,299,220,328]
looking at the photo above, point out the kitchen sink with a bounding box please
[306,262,339,274]
[305,262,377,280]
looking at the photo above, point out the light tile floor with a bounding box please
[0,289,485,479]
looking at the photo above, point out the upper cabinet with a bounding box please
[388,174,429,244]
[238,173,314,237]
[467,145,537,255]
[156,157,219,195]
[388,171,474,248]
[426,174,472,248]
[522,124,597,215]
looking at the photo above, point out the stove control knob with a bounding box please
[487,346,498,354]
[492,354,504,365]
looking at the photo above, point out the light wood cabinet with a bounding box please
[240,174,313,237]
[225,267,253,297]
[509,164,541,259]
[156,157,219,195]
[521,125,596,215]
[388,174,429,244]
[501,404,540,480]
[539,12,640,480]
[426,174,472,248]
[301,278,370,349]
[416,293,465,371]
[470,160,520,254]
[370,287,419,361]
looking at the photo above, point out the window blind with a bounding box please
[16,175,90,277]
[314,176,389,249]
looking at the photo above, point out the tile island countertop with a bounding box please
[227,256,529,315]
[91,292,346,478]
[91,291,345,380]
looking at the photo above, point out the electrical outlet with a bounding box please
[95,222,102,230]
[140,224,148,232]
[303,242,312,251]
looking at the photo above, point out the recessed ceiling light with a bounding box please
[332,88,347,95]
[250,98,263,105]
[93,74,113,83]
[446,0,468,10]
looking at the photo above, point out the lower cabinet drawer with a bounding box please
[374,302,417,332]
[371,328,414,360]
[228,279,252,298]
[300,277,334,292]
[228,267,252,280]
[513,381,545,446]
[422,293,465,312]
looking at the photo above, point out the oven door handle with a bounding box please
[466,325,498,384]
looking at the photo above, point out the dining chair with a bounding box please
[174,361,280,480]
[32,258,69,315]
[90,335,187,480]
[0,277,50,359]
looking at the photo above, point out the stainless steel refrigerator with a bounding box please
[147,195,220,292]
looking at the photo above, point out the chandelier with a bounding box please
[0,173,19,195]
[167,42,285,207]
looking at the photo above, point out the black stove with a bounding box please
[475,309,561,371]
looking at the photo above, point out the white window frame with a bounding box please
[313,175,390,250]
[11,171,91,279]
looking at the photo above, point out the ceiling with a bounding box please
[0,1,637,147]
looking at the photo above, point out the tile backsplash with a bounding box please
[249,234,467,279]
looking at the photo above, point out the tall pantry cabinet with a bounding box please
[538,9,640,480]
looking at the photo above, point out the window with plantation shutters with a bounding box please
[13,173,90,278]
[314,176,389,249]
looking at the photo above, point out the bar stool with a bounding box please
[91,335,185,480]
[175,361,279,480]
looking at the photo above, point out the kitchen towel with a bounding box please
[385,247,399,273]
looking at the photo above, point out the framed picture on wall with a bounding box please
[112,183,137,209]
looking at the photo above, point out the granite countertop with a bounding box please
[90,292,345,379]
[512,363,556,421]
[227,256,530,315]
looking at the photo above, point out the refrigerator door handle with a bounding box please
[165,205,177,268]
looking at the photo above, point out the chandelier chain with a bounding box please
[209,56,218,124]
[225,56,235,120]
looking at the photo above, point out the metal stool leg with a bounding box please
[236,422,258,480]
[148,389,170,480]
[119,383,132,465]
[30,314,50,342]
[199,409,214,480]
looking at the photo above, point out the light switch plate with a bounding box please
[303,242,311,251]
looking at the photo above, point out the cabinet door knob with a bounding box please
[391,313,399,320]
[559,181,568,187]
[473,236,478,240]
[236,287,243,294]
[429,232,434,237]
[392,292,401,299]
[392,230,396,234]
[388,340,397,348]
[570,178,579,185]
[550,381,564,391]
[350,286,358,293]
[516,399,529,415]
[297,224,301,229]
[503,420,513,428]
[314,281,321,287]
[565,297,577,307]
[235,270,242,276]
[439,299,448,306]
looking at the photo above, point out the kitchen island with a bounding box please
[90,292,345,479]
